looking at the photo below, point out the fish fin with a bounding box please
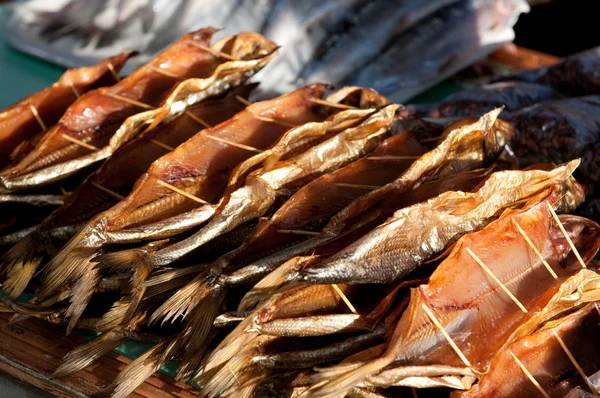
[1,233,49,299]
[105,339,174,398]
[64,266,100,334]
[53,329,127,378]
[37,226,101,299]
[237,255,314,313]
[143,265,205,298]
[148,271,209,325]
[304,357,393,398]
[175,283,225,380]
[95,247,154,271]
[200,335,264,397]
[96,297,130,332]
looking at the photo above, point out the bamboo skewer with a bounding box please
[90,181,125,200]
[512,219,558,279]
[29,104,47,131]
[411,388,419,398]
[107,62,121,82]
[367,156,420,161]
[190,42,239,62]
[254,115,297,128]
[334,183,381,190]
[105,93,155,110]
[235,95,252,107]
[551,329,599,396]
[466,247,528,313]
[509,351,551,398]
[421,302,472,368]
[277,229,321,237]
[156,180,209,205]
[61,134,99,151]
[69,84,81,98]
[185,111,212,129]
[149,139,175,152]
[204,134,262,153]
[331,284,358,315]
[147,65,181,79]
[546,201,587,268]
[309,98,357,110]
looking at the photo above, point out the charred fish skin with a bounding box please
[0,51,134,156]
[0,28,224,189]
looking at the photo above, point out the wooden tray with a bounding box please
[0,313,198,397]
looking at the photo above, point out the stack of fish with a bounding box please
[1,29,600,398]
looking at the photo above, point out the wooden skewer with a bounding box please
[331,284,358,314]
[107,62,121,82]
[156,180,209,205]
[106,93,154,110]
[190,42,239,62]
[29,104,47,131]
[185,111,212,129]
[419,136,442,143]
[69,84,81,98]
[90,181,124,200]
[367,155,420,161]
[595,302,600,318]
[466,247,528,313]
[235,95,252,107]
[509,351,551,398]
[421,302,472,368]
[366,129,388,140]
[204,134,262,153]
[61,134,99,151]
[551,329,599,396]
[277,229,321,237]
[411,388,418,398]
[149,139,175,152]
[255,115,297,128]
[309,98,357,110]
[58,185,68,197]
[512,219,558,279]
[334,183,381,190]
[546,201,587,269]
[147,65,181,79]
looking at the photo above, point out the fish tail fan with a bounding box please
[237,255,313,313]
[148,270,213,326]
[200,334,263,397]
[304,357,393,398]
[175,283,226,381]
[53,329,128,378]
[96,248,155,326]
[96,297,131,332]
[37,226,102,299]
[105,339,175,398]
[64,265,100,334]
[1,232,49,299]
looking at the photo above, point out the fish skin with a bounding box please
[1,28,223,185]
[455,303,600,398]
[36,84,330,304]
[299,161,580,286]
[0,51,133,156]
[138,104,398,268]
[306,188,600,398]
[0,85,255,300]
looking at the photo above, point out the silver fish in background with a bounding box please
[347,0,529,102]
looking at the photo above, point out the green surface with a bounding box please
[0,7,64,109]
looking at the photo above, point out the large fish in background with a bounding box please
[8,0,529,100]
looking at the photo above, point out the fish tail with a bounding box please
[174,283,226,381]
[304,356,393,398]
[37,226,102,299]
[106,339,174,398]
[96,297,131,332]
[0,233,49,299]
[237,255,309,313]
[199,334,266,397]
[53,329,128,378]
[64,265,100,334]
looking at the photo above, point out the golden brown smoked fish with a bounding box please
[0,52,133,158]
[306,187,600,398]
[0,85,254,299]
[37,84,331,331]
[0,28,275,190]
